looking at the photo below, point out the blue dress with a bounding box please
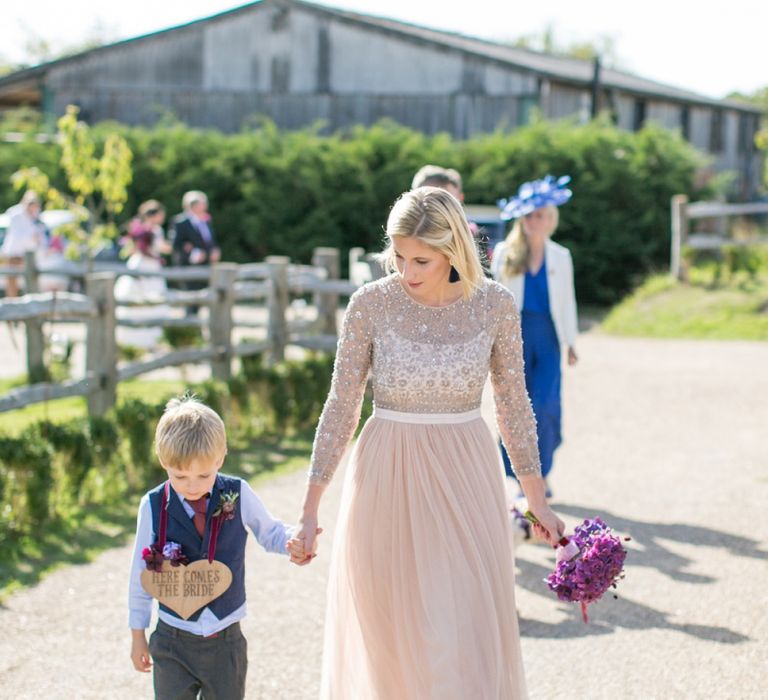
[501,260,562,480]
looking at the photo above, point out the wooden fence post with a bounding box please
[349,247,365,270]
[23,251,46,382]
[85,272,117,417]
[209,263,238,382]
[312,247,339,335]
[670,194,689,280]
[266,256,289,363]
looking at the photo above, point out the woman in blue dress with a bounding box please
[492,176,579,497]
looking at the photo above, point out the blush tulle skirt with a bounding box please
[320,408,528,700]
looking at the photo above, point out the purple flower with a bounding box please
[509,506,532,540]
[163,541,189,567]
[544,517,628,620]
[162,541,182,559]
[143,541,189,570]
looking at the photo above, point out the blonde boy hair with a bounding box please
[155,396,227,469]
[380,186,483,299]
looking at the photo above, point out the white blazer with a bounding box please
[491,238,578,349]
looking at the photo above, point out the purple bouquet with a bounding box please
[526,513,628,623]
[142,540,189,571]
[546,517,628,622]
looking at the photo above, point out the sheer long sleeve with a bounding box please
[489,288,541,478]
[308,288,373,484]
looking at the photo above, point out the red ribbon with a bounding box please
[157,481,170,551]
[207,514,221,564]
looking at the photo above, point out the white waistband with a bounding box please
[372,407,482,424]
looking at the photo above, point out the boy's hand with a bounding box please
[130,629,152,672]
[286,537,306,564]
[286,526,323,566]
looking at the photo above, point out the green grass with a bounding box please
[0,431,313,601]
[601,270,768,340]
[0,501,139,601]
[0,378,191,436]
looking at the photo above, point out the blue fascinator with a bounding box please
[497,175,572,220]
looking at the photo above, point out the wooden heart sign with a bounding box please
[141,560,232,619]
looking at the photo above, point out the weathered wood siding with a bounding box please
[36,1,761,194]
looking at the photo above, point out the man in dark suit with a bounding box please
[171,190,221,267]
[171,191,221,315]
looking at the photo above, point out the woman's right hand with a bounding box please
[528,504,565,545]
[518,474,564,544]
[293,513,322,566]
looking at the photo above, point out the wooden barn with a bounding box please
[0,0,762,195]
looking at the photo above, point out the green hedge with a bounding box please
[0,115,714,304]
[0,353,336,541]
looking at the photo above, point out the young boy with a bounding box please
[128,396,306,698]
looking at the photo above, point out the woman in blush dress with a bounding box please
[295,187,564,699]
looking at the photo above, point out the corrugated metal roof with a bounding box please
[303,0,759,111]
[0,0,760,114]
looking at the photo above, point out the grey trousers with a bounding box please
[149,620,247,700]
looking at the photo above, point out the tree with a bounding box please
[11,105,133,258]
[729,87,768,190]
[507,25,621,67]
[17,19,117,66]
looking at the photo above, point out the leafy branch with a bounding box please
[11,104,133,259]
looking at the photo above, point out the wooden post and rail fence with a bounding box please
[0,248,361,417]
[670,195,768,280]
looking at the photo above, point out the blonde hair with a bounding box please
[499,206,559,280]
[380,187,483,299]
[155,395,227,469]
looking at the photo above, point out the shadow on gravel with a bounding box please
[517,557,750,642]
[557,504,767,579]
[515,503,762,642]
[0,502,137,601]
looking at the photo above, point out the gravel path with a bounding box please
[1,332,766,699]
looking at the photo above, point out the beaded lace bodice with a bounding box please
[308,275,541,484]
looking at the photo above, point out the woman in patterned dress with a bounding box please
[295,187,564,699]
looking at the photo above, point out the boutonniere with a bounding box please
[204,490,239,564]
[212,491,239,522]
[142,540,189,571]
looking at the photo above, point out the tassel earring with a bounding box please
[449,265,460,283]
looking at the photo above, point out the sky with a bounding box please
[1,0,765,100]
